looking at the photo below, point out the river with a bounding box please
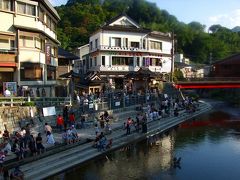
[52,101,240,180]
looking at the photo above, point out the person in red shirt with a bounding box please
[69,113,75,126]
[56,114,64,132]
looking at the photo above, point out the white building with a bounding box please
[175,53,189,65]
[74,44,89,75]
[0,0,60,96]
[82,14,173,93]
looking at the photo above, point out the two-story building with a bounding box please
[83,14,173,93]
[0,0,60,96]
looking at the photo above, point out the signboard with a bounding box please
[89,103,94,109]
[3,82,17,96]
[45,44,51,65]
[115,101,120,106]
[43,106,56,117]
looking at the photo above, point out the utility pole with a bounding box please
[170,32,175,82]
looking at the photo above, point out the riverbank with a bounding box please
[19,101,211,180]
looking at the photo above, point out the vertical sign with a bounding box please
[45,43,51,65]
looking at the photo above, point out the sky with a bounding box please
[49,0,240,30]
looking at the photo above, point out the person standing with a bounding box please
[126,117,132,135]
[69,112,75,126]
[63,106,68,129]
[56,114,64,132]
[36,87,40,97]
[36,133,45,154]
[44,123,52,134]
[4,88,11,97]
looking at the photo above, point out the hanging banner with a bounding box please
[45,43,51,65]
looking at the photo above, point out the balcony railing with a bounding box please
[0,48,17,54]
[90,45,171,55]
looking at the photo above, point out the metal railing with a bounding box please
[175,77,240,83]
[0,97,71,107]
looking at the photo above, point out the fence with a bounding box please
[0,97,71,107]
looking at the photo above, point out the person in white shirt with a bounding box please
[4,89,11,97]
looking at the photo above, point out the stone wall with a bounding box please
[0,106,37,133]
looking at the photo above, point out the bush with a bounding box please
[24,101,35,106]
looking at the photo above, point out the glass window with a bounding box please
[17,2,25,14]
[46,15,51,27]
[90,41,92,50]
[35,37,41,49]
[19,36,34,48]
[20,63,42,81]
[17,2,35,16]
[95,39,98,49]
[102,56,105,66]
[94,57,97,66]
[26,4,35,16]
[131,42,139,48]
[39,7,44,22]
[112,56,133,66]
[112,37,121,47]
[150,41,162,50]
[47,66,56,80]
[136,57,140,66]
[90,58,92,67]
[0,0,11,11]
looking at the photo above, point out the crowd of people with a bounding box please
[0,91,200,179]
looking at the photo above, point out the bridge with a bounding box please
[173,77,240,89]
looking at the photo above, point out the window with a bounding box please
[112,37,121,47]
[47,65,56,80]
[90,58,92,67]
[0,0,11,11]
[52,46,57,57]
[136,57,140,66]
[102,56,105,66]
[90,41,92,50]
[131,42,139,48]
[39,7,44,22]
[112,57,133,66]
[35,37,41,49]
[20,63,42,81]
[19,36,34,48]
[94,57,97,66]
[95,39,98,49]
[150,41,162,50]
[17,2,35,16]
[123,38,128,47]
[46,15,51,27]
[151,58,162,66]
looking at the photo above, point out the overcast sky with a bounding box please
[49,0,240,29]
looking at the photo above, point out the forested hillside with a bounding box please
[56,0,240,64]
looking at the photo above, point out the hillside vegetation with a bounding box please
[56,0,240,64]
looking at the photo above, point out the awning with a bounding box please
[0,67,14,72]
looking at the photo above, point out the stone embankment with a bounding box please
[19,101,211,180]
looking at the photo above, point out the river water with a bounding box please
[53,101,240,180]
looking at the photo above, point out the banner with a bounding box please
[43,106,56,117]
[45,44,51,65]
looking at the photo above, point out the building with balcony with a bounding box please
[83,14,173,93]
[0,0,60,96]
[56,47,79,97]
